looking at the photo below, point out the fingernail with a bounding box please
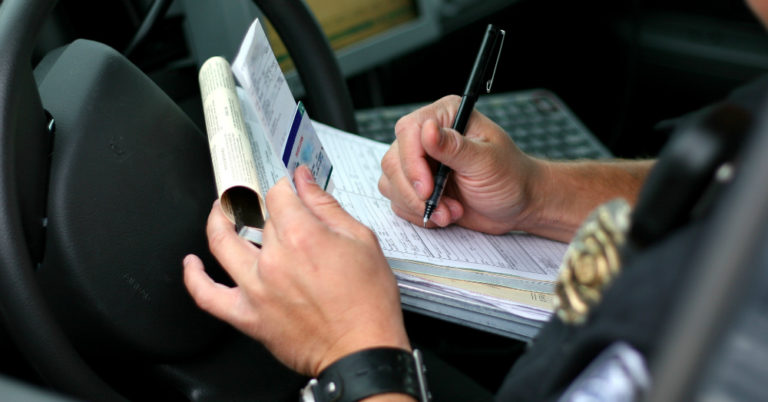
[437,128,447,148]
[183,255,193,266]
[432,210,444,223]
[447,202,461,221]
[413,180,424,197]
[299,166,315,184]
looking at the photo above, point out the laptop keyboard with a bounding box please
[355,89,612,160]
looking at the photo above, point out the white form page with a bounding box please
[314,122,567,282]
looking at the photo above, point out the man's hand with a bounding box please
[379,95,654,242]
[379,95,542,235]
[184,166,410,377]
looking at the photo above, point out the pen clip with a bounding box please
[485,29,505,93]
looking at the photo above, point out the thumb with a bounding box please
[421,119,480,170]
[294,165,361,234]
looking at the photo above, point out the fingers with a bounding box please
[393,96,464,199]
[266,167,369,242]
[381,119,476,226]
[390,203,437,228]
[442,197,465,225]
[409,94,462,129]
[206,201,261,283]
[265,177,323,238]
[183,254,244,325]
[395,118,434,200]
[422,124,483,173]
[293,166,363,237]
[379,146,430,219]
[382,96,463,208]
[388,194,463,228]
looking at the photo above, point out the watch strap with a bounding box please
[306,347,429,402]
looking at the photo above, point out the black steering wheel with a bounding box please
[0,0,355,400]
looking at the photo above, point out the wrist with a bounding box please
[514,158,575,241]
[517,159,652,242]
[302,348,430,402]
[315,331,412,378]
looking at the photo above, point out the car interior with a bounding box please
[2,0,768,400]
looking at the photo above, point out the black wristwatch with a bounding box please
[300,347,431,402]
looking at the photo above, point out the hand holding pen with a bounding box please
[379,24,547,235]
[422,24,506,226]
[378,93,541,234]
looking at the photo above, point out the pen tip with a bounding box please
[423,217,428,227]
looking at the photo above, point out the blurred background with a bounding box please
[34,0,768,159]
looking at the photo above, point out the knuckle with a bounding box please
[377,176,390,197]
[408,196,425,213]
[207,227,229,253]
[380,151,397,175]
[392,205,419,226]
[315,192,341,210]
[391,191,422,214]
[350,222,376,242]
[257,252,281,283]
[394,116,410,137]
[305,188,333,211]
[285,227,313,249]
[441,94,461,106]
[349,225,379,246]
[438,95,461,123]
[265,186,279,208]
[360,227,379,244]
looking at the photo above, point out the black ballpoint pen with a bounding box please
[422,24,506,226]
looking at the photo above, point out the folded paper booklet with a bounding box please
[199,18,569,339]
[198,19,333,232]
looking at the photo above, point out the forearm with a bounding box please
[519,159,654,242]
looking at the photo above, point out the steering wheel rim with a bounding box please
[0,1,124,400]
[0,0,355,400]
